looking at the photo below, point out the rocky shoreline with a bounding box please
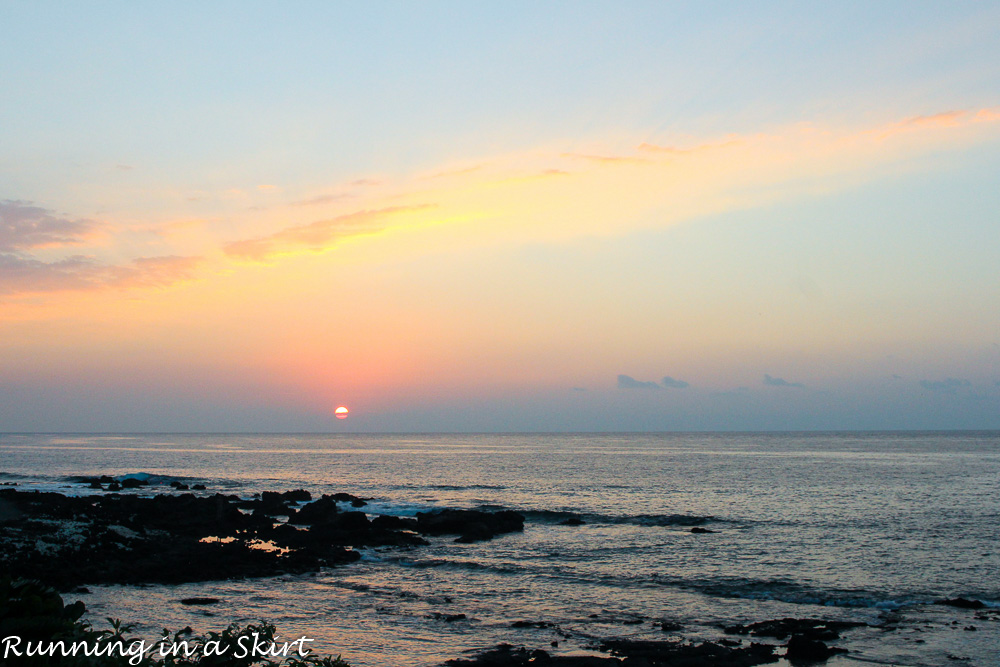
[1,483,995,666]
[0,486,524,589]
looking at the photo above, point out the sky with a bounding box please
[2,1,1000,432]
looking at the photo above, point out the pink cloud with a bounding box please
[0,253,202,296]
[0,200,97,251]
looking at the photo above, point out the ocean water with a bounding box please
[1,431,998,666]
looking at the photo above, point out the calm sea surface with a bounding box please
[1,432,998,666]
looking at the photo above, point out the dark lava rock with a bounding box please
[558,516,585,526]
[690,526,715,534]
[0,500,22,524]
[121,478,146,490]
[659,620,683,632]
[416,509,524,542]
[454,525,499,543]
[372,515,418,531]
[289,495,339,525]
[935,598,986,610]
[192,484,207,491]
[260,491,293,515]
[724,617,866,641]
[444,644,618,666]
[600,638,778,667]
[333,511,370,531]
[446,637,775,666]
[0,488,411,590]
[785,634,847,662]
[428,612,467,622]
[137,493,246,534]
[331,492,367,507]
[180,597,220,605]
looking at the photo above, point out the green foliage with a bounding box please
[0,578,351,667]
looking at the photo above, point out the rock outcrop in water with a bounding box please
[934,597,987,610]
[722,617,866,641]
[722,617,864,663]
[442,638,780,666]
[0,488,514,589]
[415,508,525,542]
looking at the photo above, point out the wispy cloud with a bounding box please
[0,200,97,251]
[424,165,483,180]
[637,138,742,155]
[618,374,690,390]
[0,253,201,295]
[9,108,1000,303]
[220,106,1000,270]
[617,374,661,390]
[0,198,204,297]
[862,108,999,141]
[561,153,650,165]
[764,374,804,388]
[224,205,434,261]
[290,193,352,207]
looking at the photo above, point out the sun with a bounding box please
[334,406,349,420]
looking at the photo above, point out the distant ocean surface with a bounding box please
[2,432,998,666]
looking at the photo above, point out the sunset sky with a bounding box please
[2,2,999,432]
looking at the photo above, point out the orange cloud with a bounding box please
[218,106,1000,269]
[8,107,1000,303]
[871,110,968,139]
[223,205,435,261]
[975,108,1000,122]
[637,138,743,154]
[290,193,353,207]
[560,152,651,165]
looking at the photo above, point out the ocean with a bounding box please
[1,431,998,666]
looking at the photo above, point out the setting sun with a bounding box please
[334,406,349,420]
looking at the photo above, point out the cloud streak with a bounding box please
[617,374,691,390]
[1,200,97,251]
[617,375,661,390]
[0,253,201,296]
[764,374,804,388]
[0,199,204,297]
[6,108,999,304]
[224,205,434,261]
[200,106,1000,272]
